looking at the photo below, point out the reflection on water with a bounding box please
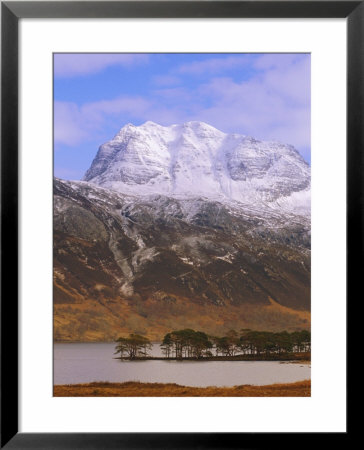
[54,342,310,387]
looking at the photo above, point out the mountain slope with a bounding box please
[54,176,310,342]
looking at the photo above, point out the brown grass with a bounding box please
[54,296,310,342]
[54,379,310,397]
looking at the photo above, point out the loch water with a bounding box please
[54,342,311,387]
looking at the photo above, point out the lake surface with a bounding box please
[54,342,311,387]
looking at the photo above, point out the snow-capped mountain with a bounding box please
[53,121,311,341]
[83,121,310,215]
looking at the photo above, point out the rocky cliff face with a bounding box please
[54,122,310,341]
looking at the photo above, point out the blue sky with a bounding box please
[54,53,310,180]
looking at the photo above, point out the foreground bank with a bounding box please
[54,379,310,397]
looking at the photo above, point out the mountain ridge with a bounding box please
[83,121,310,215]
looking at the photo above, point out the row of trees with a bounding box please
[213,329,311,357]
[114,329,311,359]
[160,329,311,359]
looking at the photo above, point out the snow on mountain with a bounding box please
[83,121,310,215]
[55,122,311,340]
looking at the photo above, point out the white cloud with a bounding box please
[190,56,310,152]
[54,97,150,145]
[176,55,253,75]
[55,54,310,160]
[54,102,90,146]
[54,54,148,78]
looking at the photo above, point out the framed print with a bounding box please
[1,1,358,447]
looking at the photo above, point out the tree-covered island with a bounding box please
[114,329,311,361]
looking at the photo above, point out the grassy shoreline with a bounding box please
[54,379,310,397]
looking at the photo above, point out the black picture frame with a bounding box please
[1,1,357,448]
